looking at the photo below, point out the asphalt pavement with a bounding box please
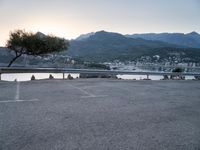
[0,79,200,150]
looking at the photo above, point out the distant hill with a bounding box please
[76,32,95,41]
[67,31,199,62]
[126,31,200,48]
[0,47,14,64]
[36,32,46,38]
[0,47,73,67]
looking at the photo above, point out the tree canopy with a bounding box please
[6,30,69,67]
[172,67,184,73]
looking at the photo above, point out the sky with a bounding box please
[0,0,200,46]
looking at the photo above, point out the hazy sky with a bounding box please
[0,0,200,46]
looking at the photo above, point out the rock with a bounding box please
[49,74,54,79]
[31,75,36,81]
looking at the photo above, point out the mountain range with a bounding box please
[1,30,200,66]
[126,31,200,48]
[66,31,200,62]
[74,31,200,48]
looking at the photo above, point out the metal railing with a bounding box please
[0,67,200,80]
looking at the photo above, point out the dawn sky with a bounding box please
[0,0,200,46]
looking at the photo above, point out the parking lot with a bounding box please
[0,79,200,150]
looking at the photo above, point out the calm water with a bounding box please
[1,73,79,81]
[117,75,194,80]
[1,73,195,81]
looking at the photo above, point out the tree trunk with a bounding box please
[7,54,22,67]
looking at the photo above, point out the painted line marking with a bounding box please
[0,82,40,103]
[68,84,107,98]
[68,84,95,97]
[15,82,20,100]
[81,95,108,98]
[0,99,39,103]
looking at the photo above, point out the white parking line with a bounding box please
[0,99,39,103]
[0,82,40,104]
[81,95,108,98]
[68,84,107,98]
[68,84,95,97]
[15,82,20,100]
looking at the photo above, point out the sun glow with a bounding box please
[24,23,72,39]
[20,15,82,40]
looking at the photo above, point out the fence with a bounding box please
[0,67,200,80]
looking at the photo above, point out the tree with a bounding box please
[6,30,69,67]
[172,67,184,73]
[171,67,185,80]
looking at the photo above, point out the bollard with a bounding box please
[67,74,73,80]
[49,74,54,79]
[31,75,36,81]
[147,74,149,80]
[63,73,65,79]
